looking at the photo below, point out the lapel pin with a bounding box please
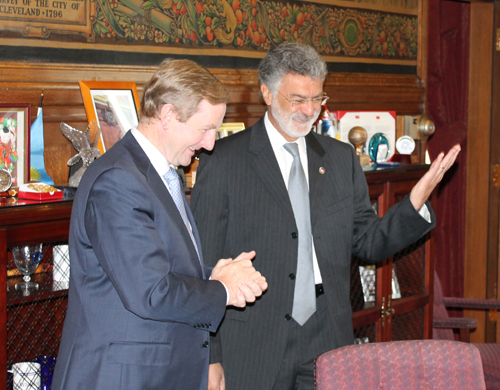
[319,167,325,174]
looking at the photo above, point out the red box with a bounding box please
[18,183,63,200]
[18,190,63,201]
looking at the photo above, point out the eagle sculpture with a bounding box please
[61,120,101,187]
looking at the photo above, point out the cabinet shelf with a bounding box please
[7,272,68,307]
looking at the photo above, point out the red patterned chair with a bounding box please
[433,271,500,389]
[315,339,485,390]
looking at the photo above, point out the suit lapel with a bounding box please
[306,132,326,230]
[121,132,204,277]
[249,117,294,217]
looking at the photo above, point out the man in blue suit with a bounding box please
[52,59,267,390]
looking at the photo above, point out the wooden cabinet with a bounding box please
[0,198,73,389]
[0,165,434,389]
[351,165,434,344]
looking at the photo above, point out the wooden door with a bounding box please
[464,0,500,343]
[491,1,500,343]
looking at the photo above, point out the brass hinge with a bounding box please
[493,165,500,187]
[497,29,500,51]
[380,296,395,328]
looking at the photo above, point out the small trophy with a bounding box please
[348,126,370,166]
[61,120,101,187]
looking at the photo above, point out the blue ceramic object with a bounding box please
[369,133,390,163]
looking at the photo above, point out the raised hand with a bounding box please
[410,144,461,211]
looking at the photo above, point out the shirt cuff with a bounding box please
[418,203,431,223]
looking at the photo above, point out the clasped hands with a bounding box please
[211,251,267,307]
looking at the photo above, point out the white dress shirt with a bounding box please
[263,112,431,284]
[264,113,323,284]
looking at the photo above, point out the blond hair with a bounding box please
[141,59,229,123]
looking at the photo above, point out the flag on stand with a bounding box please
[30,93,54,185]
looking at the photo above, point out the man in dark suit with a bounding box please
[52,59,267,390]
[191,43,460,390]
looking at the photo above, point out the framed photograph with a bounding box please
[359,265,401,305]
[0,104,30,187]
[79,81,141,154]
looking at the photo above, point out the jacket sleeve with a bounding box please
[83,167,227,331]
[349,147,436,262]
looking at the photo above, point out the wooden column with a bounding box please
[464,1,495,343]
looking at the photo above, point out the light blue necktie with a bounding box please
[284,143,316,326]
[163,167,200,260]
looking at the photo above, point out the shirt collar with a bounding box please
[264,111,307,153]
[131,128,172,177]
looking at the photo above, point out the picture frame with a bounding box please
[359,265,401,305]
[79,81,141,154]
[216,122,246,140]
[0,104,30,187]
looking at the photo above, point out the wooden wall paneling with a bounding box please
[0,63,426,185]
[418,0,430,90]
[464,1,494,343]
[324,85,424,115]
[490,0,500,343]
[324,74,424,116]
[6,63,158,84]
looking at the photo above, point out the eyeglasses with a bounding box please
[278,90,329,107]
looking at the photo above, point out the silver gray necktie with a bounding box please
[163,167,200,260]
[284,142,316,326]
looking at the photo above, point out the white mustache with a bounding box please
[292,112,317,122]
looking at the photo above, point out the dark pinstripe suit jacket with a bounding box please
[191,117,435,390]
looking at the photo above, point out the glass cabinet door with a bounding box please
[351,166,434,344]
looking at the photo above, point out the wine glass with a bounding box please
[12,244,43,293]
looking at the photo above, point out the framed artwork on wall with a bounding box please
[79,81,141,154]
[0,104,31,188]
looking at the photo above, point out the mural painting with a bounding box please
[0,0,419,64]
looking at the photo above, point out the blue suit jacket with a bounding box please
[53,131,227,390]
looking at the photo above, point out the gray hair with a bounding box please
[258,43,327,94]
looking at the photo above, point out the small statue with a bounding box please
[348,126,370,166]
[61,120,101,187]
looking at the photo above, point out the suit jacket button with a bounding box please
[285,314,292,321]
[291,232,298,239]
[203,341,209,348]
[289,273,295,280]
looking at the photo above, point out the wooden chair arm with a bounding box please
[443,297,500,311]
[433,317,477,342]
